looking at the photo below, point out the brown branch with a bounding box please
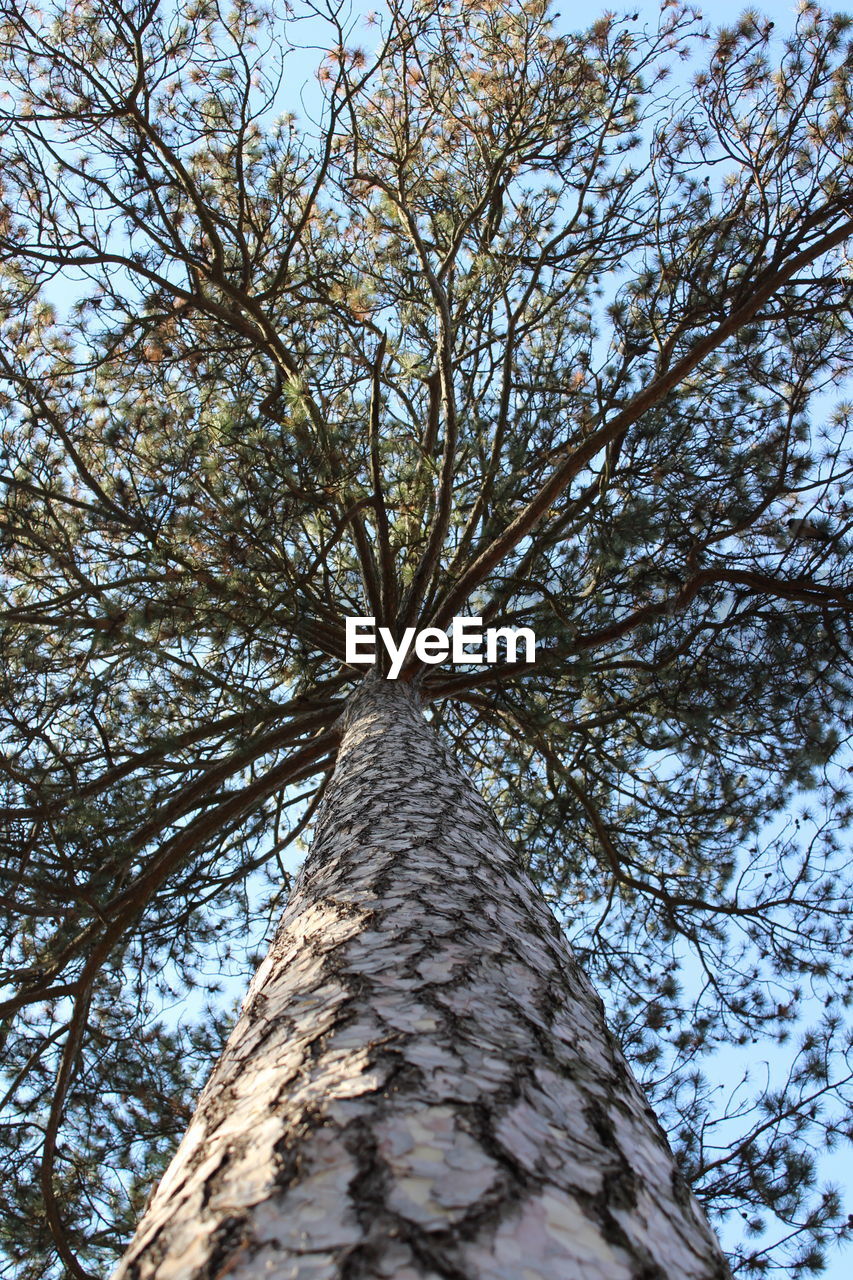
[39,981,97,1280]
[0,728,340,1021]
[399,310,459,628]
[368,332,397,630]
[574,567,852,652]
[427,213,853,630]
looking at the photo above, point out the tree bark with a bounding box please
[113,677,731,1280]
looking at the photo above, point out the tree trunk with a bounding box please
[114,677,731,1280]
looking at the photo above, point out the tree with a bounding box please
[0,0,852,1275]
[115,675,736,1280]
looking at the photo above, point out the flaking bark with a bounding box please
[113,677,732,1280]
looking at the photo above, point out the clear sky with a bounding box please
[35,0,850,1273]
[263,4,853,1274]
[188,3,852,1274]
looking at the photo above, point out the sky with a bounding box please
[595,6,853,1274]
[18,0,853,1273]
[143,1,853,1274]
[254,3,853,1274]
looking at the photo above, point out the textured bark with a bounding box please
[114,677,731,1280]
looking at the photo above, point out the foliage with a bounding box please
[1,0,853,1275]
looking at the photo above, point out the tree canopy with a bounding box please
[1,0,852,1275]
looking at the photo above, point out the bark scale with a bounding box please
[114,677,731,1280]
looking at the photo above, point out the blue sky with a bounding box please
[26,0,852,1271]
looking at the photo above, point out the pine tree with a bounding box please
[1,1,852,1276]
[114,675,734,1280]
